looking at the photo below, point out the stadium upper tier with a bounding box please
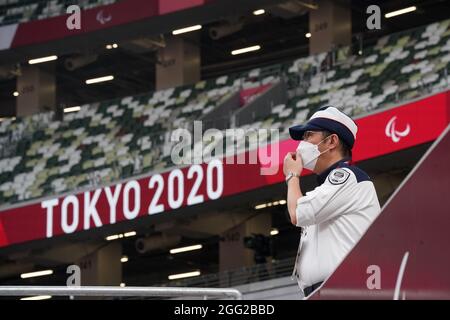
[0,19,449,206]
[0,0,117,26]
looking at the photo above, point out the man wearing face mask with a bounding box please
[283,106,380,298]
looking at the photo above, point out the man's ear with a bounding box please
[331,134,340,150]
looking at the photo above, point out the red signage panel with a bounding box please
[0,92,448,248]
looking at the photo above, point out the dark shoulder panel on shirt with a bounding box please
[341,163,371,183]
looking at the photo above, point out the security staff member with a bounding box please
[283,106,381,298]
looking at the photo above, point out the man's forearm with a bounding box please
[287,177,303,225]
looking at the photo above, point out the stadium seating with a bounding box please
[0,19,450,206]
[276,18,450,134]
[0,0,118,26]
[0,68,278,204]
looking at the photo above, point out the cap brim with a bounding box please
[289,123,324,140]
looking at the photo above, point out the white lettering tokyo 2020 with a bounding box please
[41,159,223,238]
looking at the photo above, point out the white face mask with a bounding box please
[296,138,330,171]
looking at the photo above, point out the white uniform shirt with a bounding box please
[293,159,381,291]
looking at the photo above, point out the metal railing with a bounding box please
[162,257,296,289]
[0,286,242,300]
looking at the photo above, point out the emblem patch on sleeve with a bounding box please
[328,168,350,185]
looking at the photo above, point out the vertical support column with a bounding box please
[219,213,271,284]
[16,64,55,117]
[155,35,200,90]
[76,242,122,287]
[309,0,351,55]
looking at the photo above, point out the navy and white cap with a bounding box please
[289,106,358,149]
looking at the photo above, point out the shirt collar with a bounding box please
[316,157,351,185]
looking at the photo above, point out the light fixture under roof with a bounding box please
[231,45,261,55]
[106,43,118,49]
[168,270,201,280]
[20,295,52,300]
[124,231,136,237]
[106,231,136,241]
[21,269,53,279]
[385,6,416,18]
[170,244,202,254]
[28,55,58,65]
[255,199,287,210]
[64,106,80,113]
[253,9,265,15]
[85,75,114,84]
[172,25,202,35]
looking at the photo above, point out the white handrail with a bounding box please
[0,286,242,300]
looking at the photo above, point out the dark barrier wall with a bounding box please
[312,124,450,300]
